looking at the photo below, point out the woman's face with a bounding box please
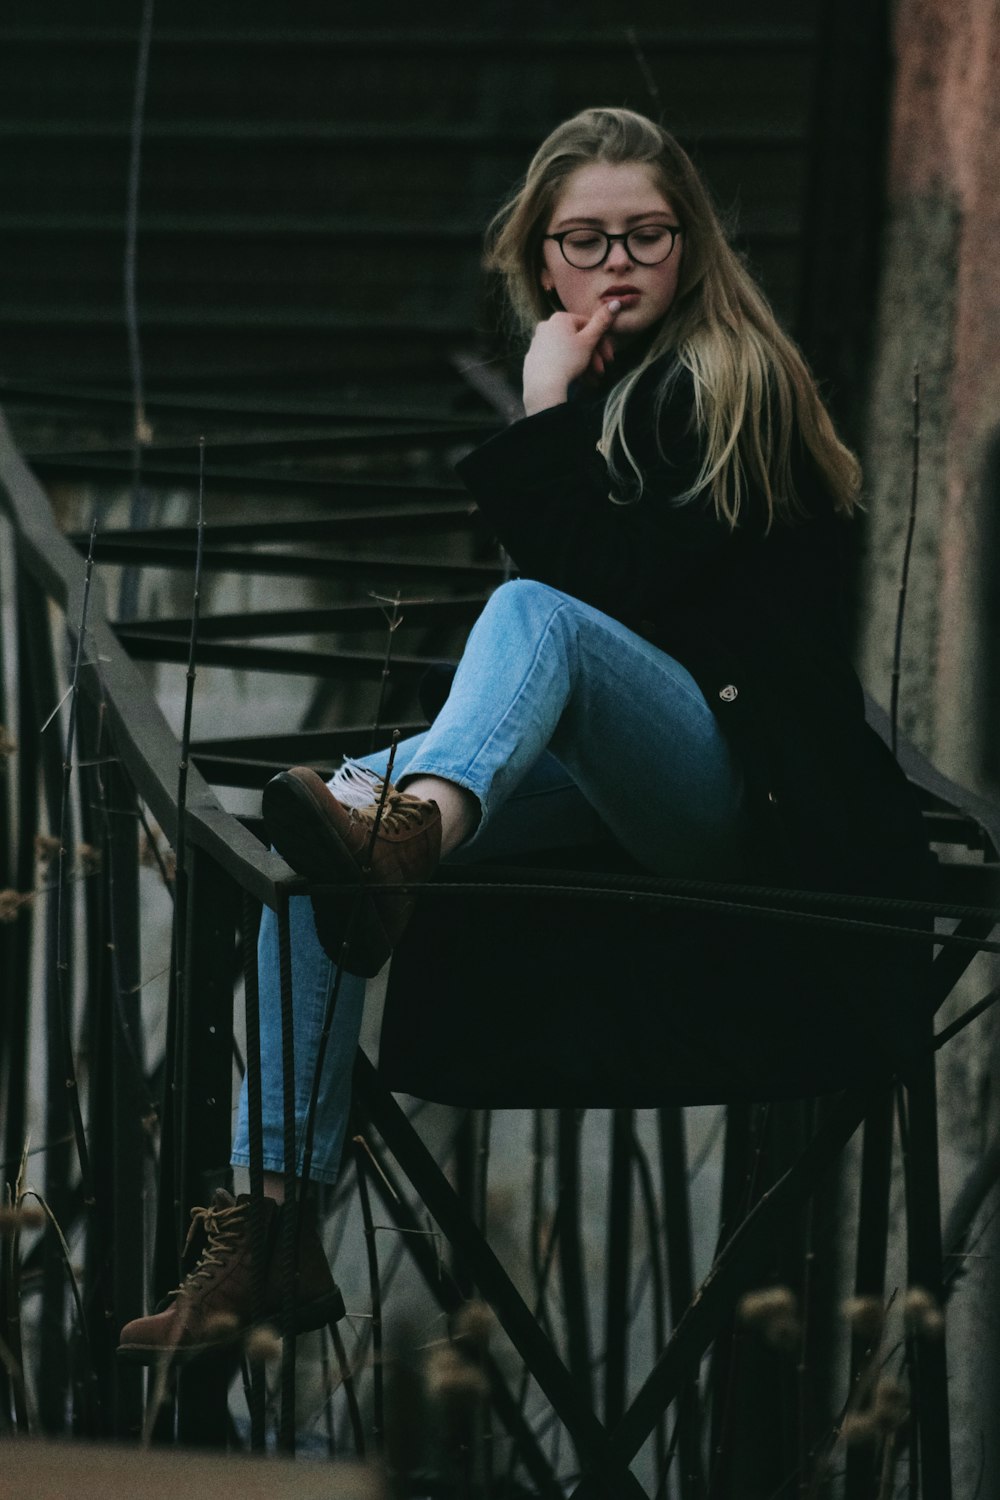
[539,160,682,345]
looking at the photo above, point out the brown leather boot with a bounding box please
[117,1190,344,1364]
[262,765,442,976]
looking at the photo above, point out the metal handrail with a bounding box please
[0,405,292,907]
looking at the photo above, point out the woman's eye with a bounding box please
[631,226,669,246]
[564,232,603,249]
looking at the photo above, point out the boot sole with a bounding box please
[116,1287,347,1366]
[262,769,393,977]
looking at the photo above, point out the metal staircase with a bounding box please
[2,3,837,412]
[7,8,981,1497]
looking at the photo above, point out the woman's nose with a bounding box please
[604,239,635,271]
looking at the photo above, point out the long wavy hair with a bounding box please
[486,107,861,527]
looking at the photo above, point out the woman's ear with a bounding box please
[540,273,563,312]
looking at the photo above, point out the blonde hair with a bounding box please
[486,107,861,527]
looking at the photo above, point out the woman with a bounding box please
[118,108,928,1361]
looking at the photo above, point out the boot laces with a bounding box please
[170,1198,249,1296]
[352,787,435,836]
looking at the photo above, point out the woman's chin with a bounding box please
[609,317,657,350]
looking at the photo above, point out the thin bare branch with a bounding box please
[890,364,921,757]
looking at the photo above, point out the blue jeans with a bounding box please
[232,580,747,1184]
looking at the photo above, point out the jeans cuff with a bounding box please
[229,1150,342,1188]
[395,761,493,832]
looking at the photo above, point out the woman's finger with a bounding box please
[580,300,622,348]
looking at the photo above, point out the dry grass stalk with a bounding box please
[890,364,921,756]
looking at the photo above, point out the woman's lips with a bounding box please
[602,289,640,306]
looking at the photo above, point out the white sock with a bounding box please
[327,760,383,809]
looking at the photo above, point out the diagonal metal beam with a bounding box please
[353,1052,649,1500]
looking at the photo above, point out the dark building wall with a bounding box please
[861,0,1000,793]
[860,6,1000,1492]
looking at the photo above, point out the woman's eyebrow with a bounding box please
[551,210,675,229]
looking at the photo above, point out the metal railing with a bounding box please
[3,400,1000,1496]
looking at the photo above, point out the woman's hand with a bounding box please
[521,302,621,416]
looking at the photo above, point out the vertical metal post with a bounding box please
[0,549,37,1433]
[79,693,116,1436]
[152,913,182,1347]
[453,1109,477,1300]
[105,758,147,1439]
[845,1086,894,1500]
[901,1042,952,1500]
[0,519,13,1171]
[175,842,238,1446]
[241,890,266,1451]
[603,1108,633,1429]
[708,1101,753,1484]
[20,576,73,1435]
[0,628,11,1434]
[2,567,39,1197]
[277,885,298,1454]
[79,712,146,1441]
[557,1108,593,1413]
[772,1099,811,1498]
[658,1107,705,1500]
[353,1132,384,1453]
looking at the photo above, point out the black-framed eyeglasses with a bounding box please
[544,224,682,269]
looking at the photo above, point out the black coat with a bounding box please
[437,361,936,1087]
[456,361,930,905]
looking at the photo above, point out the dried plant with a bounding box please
[844,1293,886,1343]
[737,1284,802,1353]
[33,833,61,867]
[902,1285,945,1339]
[75,842,101,877]
[425,1335,491,1500]
[0,889,33,923]
[890,364,921,756]
[0,1204,45,1235]
[245,1325,283,1364]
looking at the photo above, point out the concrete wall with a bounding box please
[861,0,1000,791]
[861,4,1000,1489]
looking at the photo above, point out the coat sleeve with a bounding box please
[455,373,733,632]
